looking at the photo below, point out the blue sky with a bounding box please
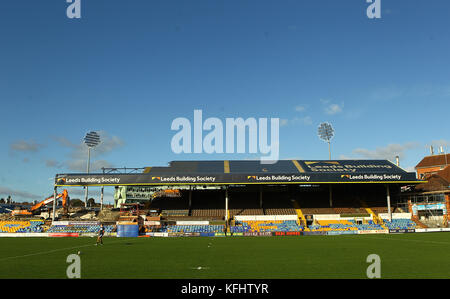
[0,0,449,203]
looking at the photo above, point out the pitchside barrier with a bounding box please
[415,228,450,233]
[176,221,210,225]
[0,233,49,237]
[389,229,415,234]
[272,231,302,236]
[51,221,101,226]
[326,231,358,236]
[358,230,389,234]
[234,215,298,221]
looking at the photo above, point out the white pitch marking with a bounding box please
[0,239,131,262]
[190,266,210,270]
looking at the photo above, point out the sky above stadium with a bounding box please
[1,0,449,203]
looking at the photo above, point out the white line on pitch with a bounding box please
[0,239,131,262]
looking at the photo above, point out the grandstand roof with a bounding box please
[55,159,423,187]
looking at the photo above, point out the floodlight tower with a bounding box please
[318,122,335,160]
[83,131,101,208]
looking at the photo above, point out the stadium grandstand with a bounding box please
[35,159,442,236]
[3,159,448,237]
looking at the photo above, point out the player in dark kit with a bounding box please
[96,224,105,246]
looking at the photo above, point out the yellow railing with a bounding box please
[292,200,307,227]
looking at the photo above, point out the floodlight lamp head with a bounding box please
[84,131,101,148]
[318,122,334,142]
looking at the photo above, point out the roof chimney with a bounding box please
[395,155,399,167]
[439,146,444,154]
[430,145,434,155]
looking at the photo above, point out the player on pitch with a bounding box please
[96,224,105,246]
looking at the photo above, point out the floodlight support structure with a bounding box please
[84,147,91,208]
[328,141,331,160]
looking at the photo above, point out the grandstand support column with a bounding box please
[100,186,104,211]
[52,186,57,222]
[225,186,229,222]
[259,186,263,209]
[189,186,192,208]
[329,185,333,208]
[386,184,392,222]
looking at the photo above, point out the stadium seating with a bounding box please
[308,220,388,232]
[161,209,189,217]
[149,197,190,217]
[301,208,335,215]
[261,195,297,215]
[348,220,384,231]
[191,209,224,217]
[383,219,417,230]
[309,220,358,232]
[231,220,304,233]
[0,220,44,233]
[47,224,115,234]
[161,224,224,233]
[144,225,162,233]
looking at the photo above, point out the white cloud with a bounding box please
[294,116,313,126]
[280,118,289,127]
[280,116,313,127]
[66,159,115,172]
[10,140,44,153]
[295,105,306,112]
[45,159,64,168]
[320,98,344,115]
[54,131,124,172]
[368,84,450,102]
[0,186,42,201]
[345,142,420,162]
[324,103,343,115]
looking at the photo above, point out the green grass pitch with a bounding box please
[1,233,450,279]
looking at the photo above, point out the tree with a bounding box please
[0,198,4,204]
[87,198,96,207]
[70,199,84,207]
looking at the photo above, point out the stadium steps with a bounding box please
[292,200,307,228]
[396,207,406,213]
[359,200,388,229]
[412,218,428,228]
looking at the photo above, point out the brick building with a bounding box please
[415,152,450,180]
